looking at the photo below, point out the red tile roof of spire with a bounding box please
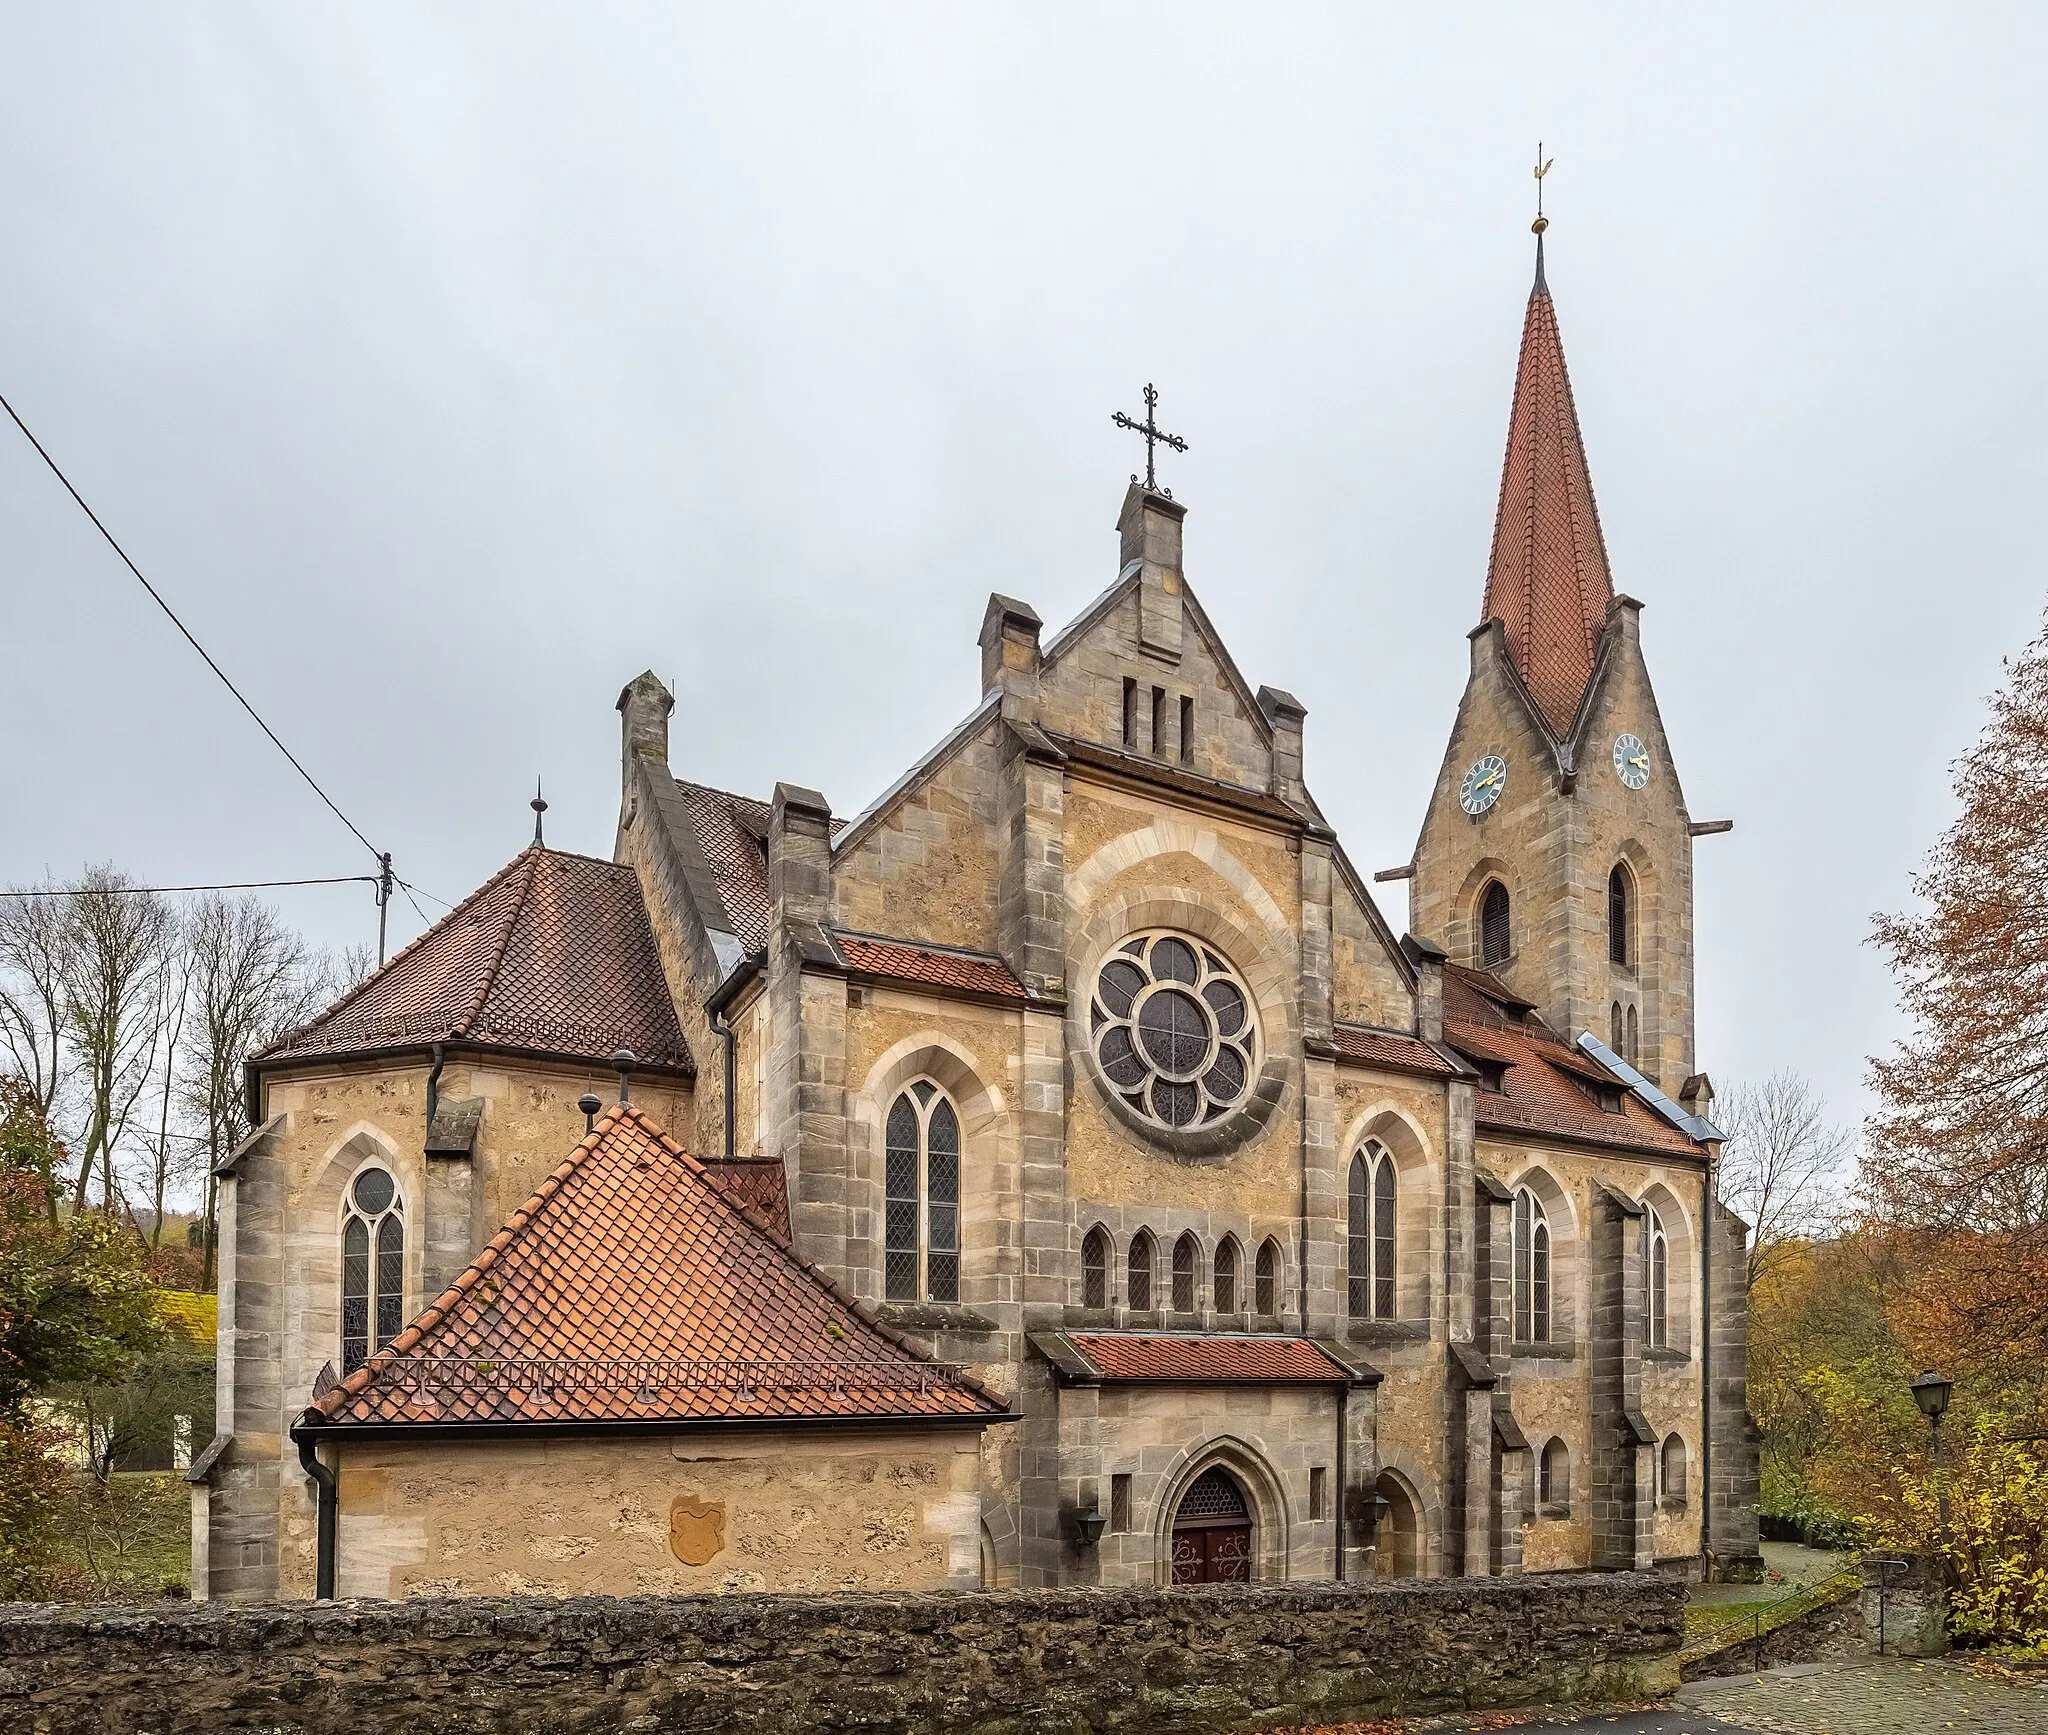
[1480,237,1616,739]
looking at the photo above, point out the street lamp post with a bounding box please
[1910,1369,1954,1557]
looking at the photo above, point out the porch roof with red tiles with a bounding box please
[303,1106,1006,1430]
[1053,1333,1360,1385]
[256,847,691,1077]
[832,931,1028,1001]
[1331,1024,1466,1079]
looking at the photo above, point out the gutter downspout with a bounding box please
[1701,1147,1715,1575]
[705,960,762,1161]
[425,1042,445,1138]
[1335,1382,1348,1582]
[295,1426,337,1600]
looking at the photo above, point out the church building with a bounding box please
[193,231,1762,1601]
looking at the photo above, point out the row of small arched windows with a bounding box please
[1081,1225,1285,1317]
[1534,1432,1689,1512]
[1475,864,1638,971]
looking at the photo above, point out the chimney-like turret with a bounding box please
[616,671,674,796]
[979,594,1044,720]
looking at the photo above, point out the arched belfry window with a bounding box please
[1479,880,1511,967]
[1081,1225,1110,1310]
[1347,1141,1397,1320]
[885,1081,960,1303]
[1608,865,1633,967]
[1647,1206,1669,1349]
[341,1167,404,1374]
[1512,1186,1550,1344]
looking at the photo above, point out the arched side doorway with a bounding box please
[1169,1467,1254,1583]
[1372,1471,1420,1579]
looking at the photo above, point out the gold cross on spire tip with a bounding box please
[1532,143,1554,235]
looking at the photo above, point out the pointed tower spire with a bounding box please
[1479,210,1615,740]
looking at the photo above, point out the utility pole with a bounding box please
[375,852,394,966]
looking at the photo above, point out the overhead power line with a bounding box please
[0,389,383,861]
[0,875,380,899]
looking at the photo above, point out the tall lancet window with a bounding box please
[884,1081,961,1303]
[1647,1206,1669,1349]
[1608,864,1633,967]
[1347,1141,1398,1320]
[1513,1185,1551,1344]
[341,1167,404,1374]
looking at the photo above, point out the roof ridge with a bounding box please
[456,848,540,1039]
[266,849,537,1056]
[610,1107,1007,1407]
[531,844,637,872]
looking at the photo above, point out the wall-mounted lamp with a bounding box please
[1366,1495,1392,1534]
[1070,1506,1109,1550]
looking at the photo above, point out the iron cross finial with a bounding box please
[1111,383,1188,498]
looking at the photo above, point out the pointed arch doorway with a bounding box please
[1169,1466,1253,1583]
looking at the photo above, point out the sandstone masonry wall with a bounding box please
[0,1573,1684,1735]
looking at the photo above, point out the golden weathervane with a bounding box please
[1532,144,1555,235]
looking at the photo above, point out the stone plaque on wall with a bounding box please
[669,1497,726,1565]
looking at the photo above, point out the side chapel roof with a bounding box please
[1443,963,1702,1159]
[305,1104,1006,1429]
[1480,236,1617,740]
[256,847,691,1076]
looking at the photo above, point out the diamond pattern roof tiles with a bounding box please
[1481,241,1616,740]
[258,849,691,1075]
[307,1105,1005,1428]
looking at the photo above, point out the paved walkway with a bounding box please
[1674,1656,2048,1732]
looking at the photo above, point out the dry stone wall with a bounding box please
[0,1574,1682,1735]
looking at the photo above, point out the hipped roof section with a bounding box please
[252,848,688,1081]
[257,847,691,1076]
[306,1104,1006,1429]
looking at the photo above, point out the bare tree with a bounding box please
[60,867,176,1215]
[0,883,74,1128]
[1718,1072,1852,1287]
[136,927,193,1250]
[181,894,333,1287]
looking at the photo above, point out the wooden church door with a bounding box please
[1170,1467,1253,1583]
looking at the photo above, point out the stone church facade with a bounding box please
[194,236,1762,1601]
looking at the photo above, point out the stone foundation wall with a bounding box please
[0,1573,1683,1735]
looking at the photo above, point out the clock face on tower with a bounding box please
[1459,755,1507,815]
[1612,733,1650,790]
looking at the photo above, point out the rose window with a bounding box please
[1090,933,1258,1130]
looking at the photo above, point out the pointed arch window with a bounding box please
[1660,1433,1689,1503]
[1647,1206,1669,1349]
[1539,1437,1571,1511]
[1611,1001,1625,1055]
[1627,1005,1640,1068]
[1608,864,1632,967]
[1213,1236,1240,1313]
[1081,1225,1110,1310]
[1254,1237,1280,1318]
[1128,1230,1155,1311]
[1479,880,1512,967]
[341,1167,403,1375]
[884,1081,961,1303]
[1171,1233,1199,1314]
[1512,1186,1551,1344]
[1347,1141,1398,1321]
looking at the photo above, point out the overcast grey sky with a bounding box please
[3,5,2044,1135]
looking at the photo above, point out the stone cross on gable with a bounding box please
[1112,383,1188,497]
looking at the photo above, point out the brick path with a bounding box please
[1673,1657,2048,1733]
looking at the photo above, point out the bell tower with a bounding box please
[1404,228,1714,1091]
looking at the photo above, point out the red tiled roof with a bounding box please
[833,932,1028,1001]
[1061,1334,1353,1384]
[1439,965,1702,1159]
[1331,1024,1463,1078]
[1481,239,1615,739]
[696,1157,791,1239]
[258,849,691,1075]
[674,781,774,956]
[308,1106,1004,1428]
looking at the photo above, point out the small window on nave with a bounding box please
[1171,1233,1198,1313]
[1213,1236,1240,1313]
[884,1081,960,1304]
[1660,1433,1689,1503]
[1539,1437,1571,1511]
[1081,1225,1110,1310]
[1479,880,1511,968]
[1254,1237,1280,1318]
[1128,1230,1155,1311]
